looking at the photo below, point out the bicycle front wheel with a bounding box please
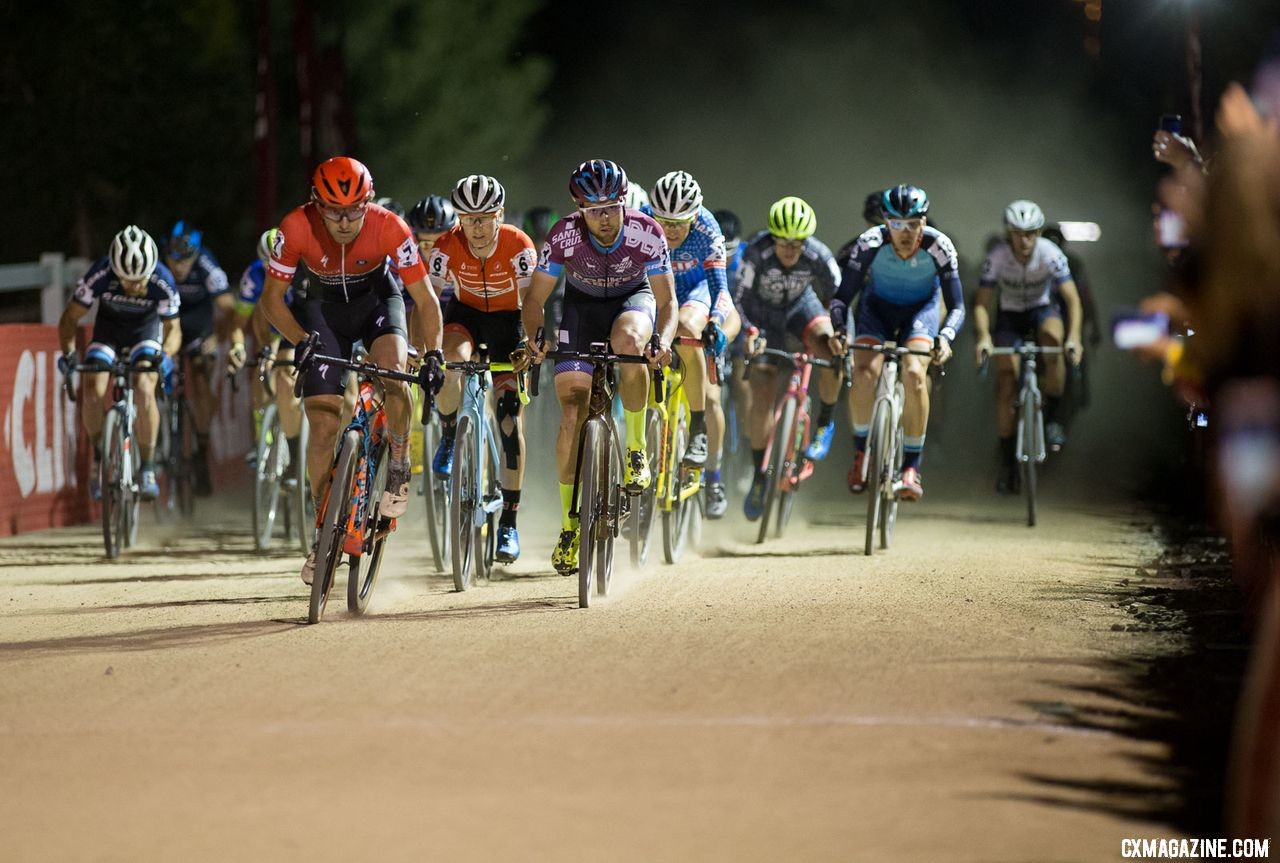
[292,411,314,553]
[449,415,477,591]
[758,398,795,544]
[101,409,126,559]
[578,420,611,608]
[253,405,283,550]
[421,413,449,572]
[776,400,804,539]
[309,430,359,624]
[865,402,890,556]
[662,415,692,563]
[1022,393,1039,527]
[348,445,390,614]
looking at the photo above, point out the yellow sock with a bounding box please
[559,482,576,530]
[625,408,646,450]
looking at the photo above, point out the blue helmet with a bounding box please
[568,159,628,205]
[168,220,202,261]
[881,185,929,219]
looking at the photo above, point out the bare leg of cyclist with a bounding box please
[370,333,412,517]
[676,304,709,467]
[1038,319,1068,450]
[611,310,654,492]
[742,364,780,518]
[133,373,159,462]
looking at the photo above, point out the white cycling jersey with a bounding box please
[979,237,1072,313]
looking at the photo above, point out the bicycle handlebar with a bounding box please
[61,360,160,404]
[978,344,1069,378]
[304,352,438,423]
[527,328,664,400]
[849,343,935,358]
[743,347,840,381]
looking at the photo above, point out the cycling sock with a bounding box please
[388,429,409,465]
[817,400,835,427]
[1044,397,1059,424]
[691,411,706,435]
[559,482,576,530]
[903,435,925,471]
[706,469,721,484]
[625,408,646,450]
[500,489,520,528]
[853,424,870,453]
[1000,435,1016,466]
[439,411,457,441]
[140,459,155,473]
[752,449,765,477]
[196,432,210,455]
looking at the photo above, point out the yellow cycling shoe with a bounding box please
[552,527,580,575]
[624,448,651,493]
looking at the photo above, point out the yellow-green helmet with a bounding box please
[767,196,817,241]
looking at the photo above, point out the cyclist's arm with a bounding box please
[57,299,90,356]
[651,272,678,346]
[937,271,965,343]
[522,270,557,343]
[213,291,237,343]
[248,304,272,348]
[1057,278,1084,350]
[161,317,182,357]
[972,286,994,345]
[261,275,309,346]
[403,277,442,353]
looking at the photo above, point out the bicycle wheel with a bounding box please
[309,430,359,624]
[864,401,889,556]
[152,396,175,525]
[629,408,661,567]
[253,405,283,550]
[348,444,390,614]
[292,412,314,553]
[757,398,795,545]
[449,414,478,591]
[880,417,901,550]
[1021,392,1039,528]
[662,415,692,563]
[596,437,620,598]
[578,420,609,608]
[420,413,448,572]
[101,409,125,559]
[473,424,499,583]
[776,401,804,539]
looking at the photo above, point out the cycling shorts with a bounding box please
[742,287,829,353]
[555,284,656,376]
[444,300,524,385]
[295,290,407,397]
[994,303,1062,348]
[88,316,163,366]
[676,279,711,313]
[179,299,218,355]
[854,291,939,347]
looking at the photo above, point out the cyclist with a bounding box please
[735,196,842,521]
[523,159,677,574]
[836,190,887,271]
[56,226,181,501]
[260,156,444,585]
[164,221,233,496]
[426,175,536,563]
[625,184,651,211]
[705,209,749,518]
[644,171,729,469]
[972,200,1083,493]
[226,229,305,483]
[833,184,964,502]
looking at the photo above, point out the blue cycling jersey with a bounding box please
[833,225,965,342]
[641,204,728,320]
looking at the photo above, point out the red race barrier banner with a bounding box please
[0,324,252,536]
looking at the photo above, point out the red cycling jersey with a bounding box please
[267,202,428,293]
[426,224,535,313]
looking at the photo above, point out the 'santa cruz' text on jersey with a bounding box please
[537,209,671,297]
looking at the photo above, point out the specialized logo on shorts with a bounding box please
[318,362,330,379]
[376,315,386,327]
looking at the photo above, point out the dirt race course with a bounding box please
[0,475,1202,862]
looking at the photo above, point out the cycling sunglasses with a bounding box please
[886,218,923,232]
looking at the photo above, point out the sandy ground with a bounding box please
[0,472,1194,862]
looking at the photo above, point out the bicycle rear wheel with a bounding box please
[291,412,314,553]
[1022,393,1039,527]
[253,405,283,550]
[449,415,478,591]
[596,434,620,598]
[865,402,889,556]
[630,408,661,567]
[421,413,449,572]
[101,409,126,559]
[578,420,610,608]
[348,445,389,614]
[758,398,795,544]
[662,416,692,563]
[309,430,359,624]
[776,402,804,539]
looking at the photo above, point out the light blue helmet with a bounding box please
[881,185,929,219]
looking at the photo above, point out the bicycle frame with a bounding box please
[985,344,1063,528]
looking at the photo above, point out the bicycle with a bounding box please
[980,344,1065,528]
[299,352,434,624]
[631,336,714,565]
[850,342,934,555]
[62,358,162,559]
[746,345,839,544]
[248,348,312,552]
[445,348,528,592]
[531,335,659,608]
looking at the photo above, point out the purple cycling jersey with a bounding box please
[536,208,672,297]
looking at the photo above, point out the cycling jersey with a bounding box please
[834,225,964,342]
[733,232,840,324]
[269,202,427,301]
[979,237,1073,313]
[427,224,536,313]
[73,257,180,359]
[641,205,727,317]
[536,209,672,296]
[169,249,229,351]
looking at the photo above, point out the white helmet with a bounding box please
[110,225,159,281]
[650,170,704,220]
[1004,199,1045,232]
[451,174,505,214]
[624,184,650,210]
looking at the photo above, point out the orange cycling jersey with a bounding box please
[426,224,535,313]
[267,202,428,295]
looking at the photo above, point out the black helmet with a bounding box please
[408,195,457,232]
[375,196,405,218]
[522,206,559,242]
[862,191,884,225]
[712,209,742,241]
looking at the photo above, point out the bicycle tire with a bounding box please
[171,398,195,519]
[450,415,478,591]
[253,405,283,550]
[101,409,124,559]
[630,408,661,567]
[865,401,889,556]
[309,430,359,624]
[348,445,389,614]
[474,427,498,583]
[881,419,902,550]
[152,396,175,525]
[578,420,608,608]
[1022,392,1038,528]
[596,433,620,598]
[292,412,314,553]
[662,416,691,563]
[776,400,803,539]
[420,413,448,572]
[758,398,795,544]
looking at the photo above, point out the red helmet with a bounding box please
[311,157,374,207]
